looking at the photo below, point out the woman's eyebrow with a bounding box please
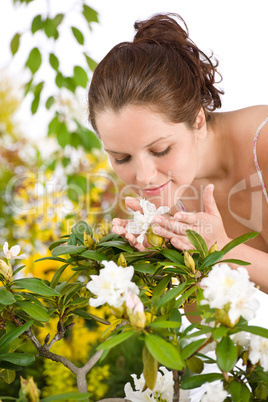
[105,136,170,154]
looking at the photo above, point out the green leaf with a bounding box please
[41,393,91,402]
[25,47,42,74]
[73,66,88,88]
[49,53,59,70]
[13,278,60,296]
[132,263,156,274]
[149,321,182,329]
[151,275,172,306]
[181,373,224,389]
[31,14,43,33]
[96,330,134,351]
[45,96,55,110]
[74,309,110,325]
[71,27,84,45]
[221,232,259,254]
[84,53,97,71]
[145,334,185,371]
[31,81,44,114]
[53,13,64,28]
[229,380,251,402]
[98,240,134,253]
[51,245,87,257]
[0,368,16,384]
[219,258,250,265]
[181,338,207,360]
[200,251,224,269]
[216,336,237,372]
[236,325,268,338]
[80,250,108,262]
[16,301,49,322]
[44,18,59,39]
[161,249,184,264]
[186,230,209,259]
[212,326,228,340]
[10,33,21,55]
[0,289,16,306]
[157,283,186,309]
[82,5,98,24]
[0,353,35,366]
[50,263,69,289]
[71,220,93,239]
[0,321,33,352]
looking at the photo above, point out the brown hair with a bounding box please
[88,13,223,134]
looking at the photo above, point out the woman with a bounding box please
[88,13,268,294]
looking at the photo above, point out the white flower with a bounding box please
[3,242,26,260]
[249,334,268,371]
[126,199,170,245]
[200,264,259,324]
[231,331,250,348]
[124,366,175,401]
[87,260,139,308]
[201,381,228,402]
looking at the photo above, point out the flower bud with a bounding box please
[146,226,164,247]
[0,259,13,281]
[142,344,158,390]
[209,242,217,254]
[126,293,146,329]
[84,231,95,249]
[215,303,239,328]
[20,376,40,402]
[184,251,195,273]
[117,253,127,268]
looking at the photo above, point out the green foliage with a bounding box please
[0,220,267,399]
[10,0,100,154]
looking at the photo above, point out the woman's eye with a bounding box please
[114,155,131,165]
[151,146,171,157]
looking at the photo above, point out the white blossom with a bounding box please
[126,199,170,244]
[124,366,176,401]
[200,264,259,324]
[231,331,250,348]
[87,260,139,308]
[249,334,268,371]
[201,381,228,402]
[3,242,26,260]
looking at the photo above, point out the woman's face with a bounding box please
[96,105,205,209]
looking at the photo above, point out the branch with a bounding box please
[25,327,79,375]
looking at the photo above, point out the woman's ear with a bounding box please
[194,108,207,139]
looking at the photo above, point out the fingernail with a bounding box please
[174,213,182,220]
[153,226,161,234]
[154,217,162,224]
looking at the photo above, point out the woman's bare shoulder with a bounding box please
[225,105,268,131]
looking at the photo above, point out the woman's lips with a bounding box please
[144,181,170,196]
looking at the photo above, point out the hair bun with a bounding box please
[134,13,189,46]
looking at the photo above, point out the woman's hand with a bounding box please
[152,184,231,251]
[112,197,149,251]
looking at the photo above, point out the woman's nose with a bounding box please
[135,159,157,185]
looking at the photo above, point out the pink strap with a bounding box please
[253,117,268,204]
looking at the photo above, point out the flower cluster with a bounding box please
[126,199,170,244]
[124,366,177,401]
[87,260,139,308]
[200,263,259,325]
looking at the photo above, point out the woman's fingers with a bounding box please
[125,196,143,213]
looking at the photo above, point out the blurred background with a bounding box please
[0,0,267,398]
